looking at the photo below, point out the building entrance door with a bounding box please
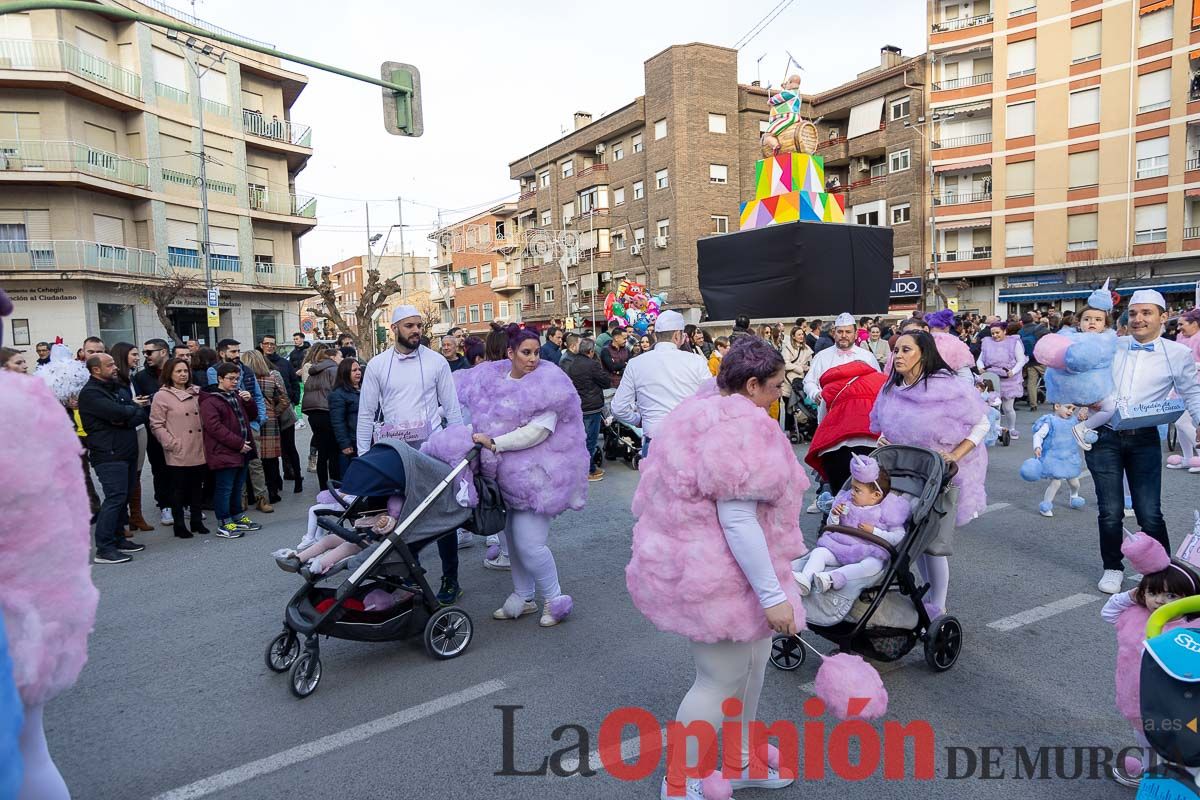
[169,307,210,346]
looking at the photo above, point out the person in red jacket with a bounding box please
[805,360,888,492]
[198,362,263,538]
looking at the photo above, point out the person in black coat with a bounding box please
[288,333,311,372]
[565,338,611,480]
[327,357,362,475]
[78,353,150,563]
[132,337,172,523]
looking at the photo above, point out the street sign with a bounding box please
[381,61,423,137]
[207,288,219,307]
[947,297,960,311]
[890,277,923,298]
[206,308,220,328]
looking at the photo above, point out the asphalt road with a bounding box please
[47,410,1198,799]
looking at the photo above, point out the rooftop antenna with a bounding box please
[756,52,767,87]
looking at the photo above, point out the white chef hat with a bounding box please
[1128,289,1166,311]
[390,305,421,324]
[834,312,855,328]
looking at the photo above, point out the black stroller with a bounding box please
[599,388,644,470]
[770,446,964,674]
[264,440,505,698]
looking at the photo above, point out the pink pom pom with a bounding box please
[699,773,733,800]
[1033,333,1072,370]
[1168,455,1184,467]
[755,743,781,770]
[1121,531,1171,575]
[813,652,889,720]
[1190,457,1200,469]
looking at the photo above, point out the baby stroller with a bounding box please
[786,390,818,444]
[770,446,964,674]
[599,388,645,470]
[263,440,505,698]
[1134,594,1200,795]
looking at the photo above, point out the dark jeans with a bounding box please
[167,463,206,523]
[144,432,171,509]
[583,412,601,465]
[306,410,341,491]
[820,445,875,494]
[280,424,301,481]
[93,457,137,552]
[213,465,248,522]
[1085,427,1169,571]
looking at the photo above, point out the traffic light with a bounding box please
[381,61,423,137]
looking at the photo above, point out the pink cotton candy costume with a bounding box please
[979,334,1026,399]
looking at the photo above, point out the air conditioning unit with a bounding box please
[828,127,840,140]
[629,244,642,256]
[567,255,579,267]
[595,143,606,154]
[855,157,871,172]
[654,236,669,248]
[600,271,613,281]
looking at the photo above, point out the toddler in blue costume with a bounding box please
[1020,403,1087,516]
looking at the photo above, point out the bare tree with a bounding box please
[116,267,206,344]
[305,266,401,359]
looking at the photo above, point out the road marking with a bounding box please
[563,734,644,776]
[986,593,1101,632]
[981,502,1010,515]
[152,679,506,800]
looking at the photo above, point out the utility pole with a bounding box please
[397,196,406,297]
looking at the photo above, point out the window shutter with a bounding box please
[1006,160,1035,196]
[24,209,49,240]
[93,213,125,245]
[152,47,186,89]
[1136,137,1169,160]
[1135,204,1167,230]
[1005,220,1033,249]
[1007,39,1036,76]
[1068,213,1098,243]
[1006,101,1036,138]
[167,219,196,248]
[253,237,274,257]
[1138,69,1172,109]
[1068,150,1099,187]
[1071,21,1101,62]
[200,70,228,104]
[1068,88,1100,127]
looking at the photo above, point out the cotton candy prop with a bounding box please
[1020,457,1044,482]
[36,344,88,404]
[812,651,889,720]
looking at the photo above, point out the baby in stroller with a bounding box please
[793,454,909,595]
[276,493,404,578]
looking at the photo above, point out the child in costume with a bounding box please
[1102,531,1200,784]
[1020,403,1087,517]
[976,373,1002,447]
[794,454,909,595]
[1032,281,1118,451]
[977,321,1027,440]
[761,74,802,154]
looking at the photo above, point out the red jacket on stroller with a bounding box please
[804,360,887,479]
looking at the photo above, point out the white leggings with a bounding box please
[917,554,950,611]
[301,502,343,550]
[1177,413,1198,461]
[506,510,562,602]
[674,637,772,776]
[796,547,884,583]
[1044,478,1081,505]
[19,703,69,800]
[1000,398,1017,431]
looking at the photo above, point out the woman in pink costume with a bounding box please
[627,337,807,800]
[463,324,588,627]
[872,330,990,618]
[0,368,100,799]
[924,309,975,382]
[976,321,1027,440]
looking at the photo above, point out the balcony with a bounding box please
[932,133,993,150]
[242,109,312,148]
[431,282,455,303]
[1185,227,1200,240]
[932,12,994,33]
[154,81,189,106]
[248,187,317,219]
[0,38,142,100]
[253,261,310,288]
[1187,157,1200,171]
[932,73,992,91]
[0,239,156,275]
[490,271,523,292]
[935,247,992,263]
[933,190,992,206]
[202,97,231,119]
[817,135,849,164]
[847,173,886,190]
[577,163,608,182]
[0,139,150,189]
[517,188,538,202]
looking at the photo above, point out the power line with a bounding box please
[732,0,796,51]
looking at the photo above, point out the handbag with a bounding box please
[924,482,958,557]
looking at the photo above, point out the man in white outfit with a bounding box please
[803,312,880,419]
[612,310,711,458]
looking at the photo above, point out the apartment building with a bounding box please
[0,0,317,349]
[927,0,1200,316]
[429,202,522,335]
[326,252,432,348]
[810,46,930,312]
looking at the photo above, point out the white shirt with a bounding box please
[1111,335,1200,427]
[611,342,711,439]
[355,345,463,454]
[716,499,786,609]
[802,344,880,406]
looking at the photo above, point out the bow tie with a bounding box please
[1130,342,1155,352]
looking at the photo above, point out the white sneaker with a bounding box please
[727,761,794,791]
[659,776,734,800]
[484,553,511,570]
[794,571,812,597]
[486,534,499,547]
[806,501,819,514]
[812,572,833,594]
[160,508,173,526]
[1098,569,1124,594]
[492,593,537,620]
[456,529,473,549]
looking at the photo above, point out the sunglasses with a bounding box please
[142,349,162,356]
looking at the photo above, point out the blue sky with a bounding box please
[190,0,925,265]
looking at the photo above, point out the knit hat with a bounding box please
[1121,530,1171,574]
[1086,279,1114,312]
[925,309,955,330]
[849,453,880,485]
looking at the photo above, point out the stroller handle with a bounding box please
[1146,594,1200,638]
[819,524,898,559]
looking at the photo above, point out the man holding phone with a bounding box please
[134,338,173,526]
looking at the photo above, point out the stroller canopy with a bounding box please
[339,445,408,499]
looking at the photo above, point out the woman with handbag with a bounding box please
[241,350,287,506]
[780,325,812,441]
[301,344,342,491]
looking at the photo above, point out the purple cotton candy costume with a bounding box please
[820,490,910,563]
[870,373,989,526]
[448,359,587,516]
[627,386,810,643]
[979,335,1025,398]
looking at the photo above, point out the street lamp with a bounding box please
[904,113,942,311]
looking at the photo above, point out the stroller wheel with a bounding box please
[289,652,322,698]
[264,631,300,673]
[923,615,963,672]
[769,634,807,671]
[424,606,473,660]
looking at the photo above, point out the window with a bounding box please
[893,255,911,274]
[1138,69,1172,113]
[538,170,550,188]
[657,219,670,239]
[632,133,643,153]
[561,160,574,178]
[468,305,480,323]
[613,232,626,250]
[1068,150,1099,188]
[709,164,728,184]
[1072,21,1101,63]
[499,301,510,319]
[1068,88,1100,127]
[98,303,135,348]
[562,201,575,225]
[855,210,880,225]
[612,143,624,161]
[759,119,770,133]
[579,186,605,214]
[890,203,911,225]
[633,180,644,200]
[251,310,280,343]
[614,187,625,206]
[1135,203,1168,243]
[1136,137,1169,179]
[1007,39,1036,78]
[888,149,910,172]
[467,268,478,285]
[479,302,493,322]
[1067,213,1099,251]
[480,263,492,282]
[708,113,727,133]
[540,209,551,227]
[634,227,646,247]
[1139,7,1173,47]
[543,287,555,302]
[1005,220,1034,256]
[711,215,729,234]
[654,118,667,139]
[1006,160,1035,196]
[870,161,887,178]
[889,96,911,121]
[1006,101,1036,138]
[655,168,669,189]
[657,267,671,287]
[457,307,467,324]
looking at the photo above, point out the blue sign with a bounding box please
[890,277,924,298]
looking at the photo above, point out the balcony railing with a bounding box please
[0,38,142,99]
[818,135,847,149]
[206,177,237,196]
[518,188,538,202]
[201,97,231,118]
[933,189,992,205]
[253,261,308,287]
[248,187,317,218]
[155,81,190,105]
[242,110,312,147]
[1189,157,1200,171]
[1185,227,1200,240]
[578,164,608,179]
[0,239,156,274]
[934,247,992,262]
[932,133,993,149]
[847,174,886,189]
[932,72,992,91]
[138,0,275,48]
[932,12,994,32]
[490,272,523,291]
[162,167,196,187]
[0,139,151,188]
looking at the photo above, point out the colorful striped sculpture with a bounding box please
[740,191,846,229]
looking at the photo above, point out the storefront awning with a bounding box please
[934,100,992,117]
[999,275,1200,303]
[934,158,992,173]
[936,218,991,231]
[1140,0,1173,15]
